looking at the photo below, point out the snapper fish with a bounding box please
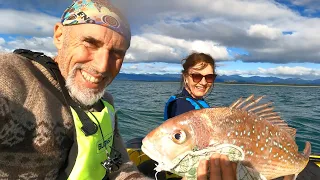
[141,95,311,180]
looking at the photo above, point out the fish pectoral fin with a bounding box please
[282,174,297,180]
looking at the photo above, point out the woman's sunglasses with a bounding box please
[189,73,217,83]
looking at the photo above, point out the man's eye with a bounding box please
[84,42,92,48]
[111,50,125,59]
[83,41,97,49]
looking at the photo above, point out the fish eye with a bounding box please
[172,130,186,144]
[174,133,181,140]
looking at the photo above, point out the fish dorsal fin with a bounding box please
[229,94,296,139]
[283,127,296,139]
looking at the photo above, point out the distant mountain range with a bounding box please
[115,73,320,86]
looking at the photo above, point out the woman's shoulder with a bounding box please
[167,97,195,118]
[172,97,195,108]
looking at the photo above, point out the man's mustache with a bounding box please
[73,63,109,79]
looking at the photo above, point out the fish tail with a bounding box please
[288,141,312,178]
[302,141,311,159]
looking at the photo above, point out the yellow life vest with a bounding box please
[68,100,115,180]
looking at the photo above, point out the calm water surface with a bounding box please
[107,81,320,153]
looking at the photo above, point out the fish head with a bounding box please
[141,112,196,171]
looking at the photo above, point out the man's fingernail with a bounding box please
[215,158,220,166]
[225,159,230,166]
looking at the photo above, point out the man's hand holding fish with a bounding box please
[195,153,237,180]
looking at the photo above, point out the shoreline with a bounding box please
[114,80,320,87]
[215,82,320,88]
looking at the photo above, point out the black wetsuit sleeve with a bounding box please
[168,98,195,118]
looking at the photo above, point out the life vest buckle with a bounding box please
[101,153,122,173]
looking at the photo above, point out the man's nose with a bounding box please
[93,48,110,73]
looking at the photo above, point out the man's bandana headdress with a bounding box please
[61,0,131,43]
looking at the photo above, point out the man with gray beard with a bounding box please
[0,0,148,179]
[0,0,237,179]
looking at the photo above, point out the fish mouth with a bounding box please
[141,144,161,163]
[141,141,174,172]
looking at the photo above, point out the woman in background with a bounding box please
[164,52,217,120]
[137,52,238,180]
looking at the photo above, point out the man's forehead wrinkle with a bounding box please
[68,26,84,43]
[104,28,114,48]
[104,30,127,51]
[74,25,127,51]
[83,36,104,46]
[110,30,125,51]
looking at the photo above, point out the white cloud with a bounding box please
[0,37,56,57]
[0,38,5,45]
[0,0,70,13]
[0,9,59,37]
[1,0,320,79]
[125,35,180,62]
[0,33,230,64]
[120,62,182,74]
[247,24,282,40]
[0,38,11,52]
[113,0,297,26]
[2,0,320,64]
[125,34,230,63]
[257,66,320,77]
[218,66,320,80]
[115,0,320,64]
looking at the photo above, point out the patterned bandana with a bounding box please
[61,0,131,43]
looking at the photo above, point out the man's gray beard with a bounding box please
[65,64,105,106]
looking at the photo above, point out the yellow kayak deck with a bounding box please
[309,154,320,167]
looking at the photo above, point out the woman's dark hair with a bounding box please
[181,52,216,75]
[179,52,216,91]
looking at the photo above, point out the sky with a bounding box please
[1,0,320,80]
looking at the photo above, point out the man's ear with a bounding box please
[53,23,64,50]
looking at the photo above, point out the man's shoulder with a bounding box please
[0,52,33,68]
[0,53,37,104]
[102,91,114,106]
[0,51,54,77]
[0,52,46,89]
